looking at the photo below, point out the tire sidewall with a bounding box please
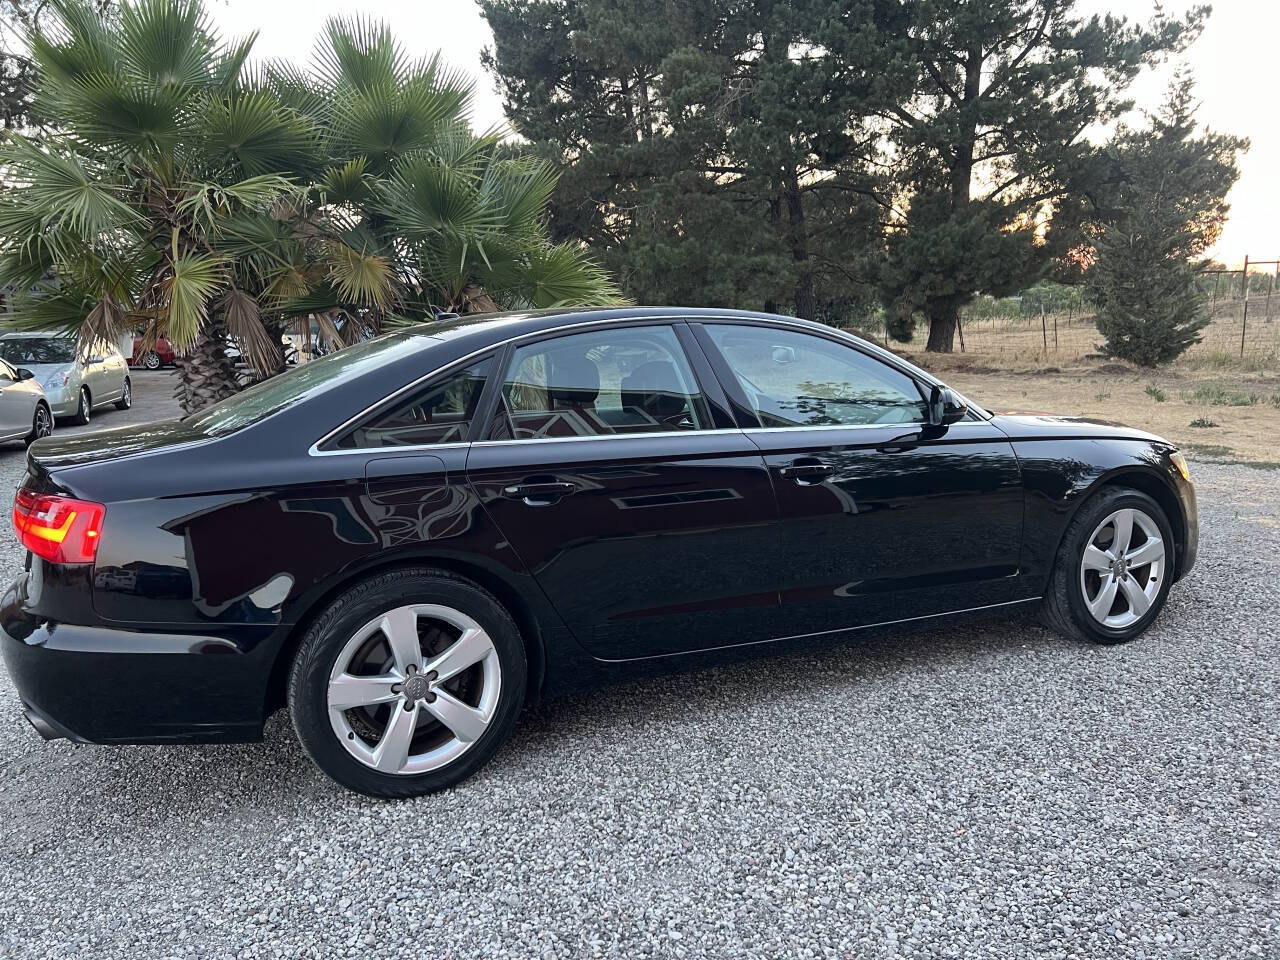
[288,570,527,797]
[1063,489,1175,644]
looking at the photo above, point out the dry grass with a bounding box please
[896,329,1280,466]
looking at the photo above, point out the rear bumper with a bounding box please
[0,575,270,744]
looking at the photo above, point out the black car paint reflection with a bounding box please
[0,308,1198,744]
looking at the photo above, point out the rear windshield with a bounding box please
[0,337,76,364]
[182,330,433,438]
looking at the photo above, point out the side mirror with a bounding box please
[16,367,34,381]
[928,384,967,427]
[771,345,796,364]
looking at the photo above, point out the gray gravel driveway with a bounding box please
[0,387,1275,958]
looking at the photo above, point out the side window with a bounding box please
[705,325,928,427]
[491,325,709,440]
[333,357,493,449]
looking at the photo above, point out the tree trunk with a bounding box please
[925,304,958,353]
[783,170,816,321]
[925,48,983,354]
[172,323,242,414]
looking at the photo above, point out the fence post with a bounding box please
[1269,263,1276,322]
[1054,313,1058,351]
[1240,255,1249,358]
[1040,304,1047,351]
[956,315,965,352]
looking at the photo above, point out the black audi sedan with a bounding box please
[1,308,1197,796]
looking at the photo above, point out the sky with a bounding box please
[211,0,1277,268]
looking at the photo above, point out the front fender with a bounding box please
[1010,437,1197,589]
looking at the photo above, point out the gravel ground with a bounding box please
[0,389,1275,958]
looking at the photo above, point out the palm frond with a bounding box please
[0,137,136,240]
[480,157,558,236]
[222,288,279,375]
[327,240,393,309]
[116,0,216,90]
[378,157,499,239]
[314,16,406,94]
[161,248,226,348]
[2,287,99,336]
[479,243,624,309]
[320,156,372,205]
[80,294,131,352]
[195,92,320,178]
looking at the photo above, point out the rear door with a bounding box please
[465,321,781,660]
[694,321,1026,638]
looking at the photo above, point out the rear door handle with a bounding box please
[778,462,834,484]
[503,481,577,504]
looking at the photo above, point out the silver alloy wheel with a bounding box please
[121,380,131,407]
[326,604,502,775]
[1079,507,1166,629]
[33,405,51,438]
[143,351,161,370]
[79,389,90,422]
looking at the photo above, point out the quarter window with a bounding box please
[490,326,709,440]
[334,357,493,449]
[705,325,928,427]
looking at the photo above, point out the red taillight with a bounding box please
[12,488,105,564]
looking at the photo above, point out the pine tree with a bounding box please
[874,0,1207,351]
[1088,73,1245,367]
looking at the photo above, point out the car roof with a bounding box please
[406,305,833,343]
[0,330,74,339]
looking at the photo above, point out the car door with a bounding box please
[87,340,120,402]
[465,321,782,661]
[0,359,30,438]
[693,321,1026,639]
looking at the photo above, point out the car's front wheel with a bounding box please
[142,351,162,370]
[71,386,91,425]
[114,378,131,410]
[1042,486,1175,644]
[288,568,526,797]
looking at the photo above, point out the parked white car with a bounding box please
[0,356,53,446]
[0,332,131,424]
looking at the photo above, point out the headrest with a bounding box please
[548,354,599,407]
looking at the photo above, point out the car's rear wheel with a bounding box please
[24,403,52,446]
[114,377,131,410]
[142,351,162,370]
[71,386,91,425]
[1042,486,1175,644]
[288,568,526,797]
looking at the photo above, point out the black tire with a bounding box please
[288,568,527,798]
[114,377,132,410]
[71,386,91,425]
[24,402,52,446]
[142,351,162,370]
[1041,486,1175,645]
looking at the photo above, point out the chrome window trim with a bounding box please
[306,311,949,457]
[470,427,743,448]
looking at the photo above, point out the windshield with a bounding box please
[0,337,76,365]
[183,329,435,438]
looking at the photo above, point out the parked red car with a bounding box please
[129,336,176,370]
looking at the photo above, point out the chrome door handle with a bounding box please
[778,462,834,484]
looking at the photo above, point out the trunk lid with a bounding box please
[27,419,207,473]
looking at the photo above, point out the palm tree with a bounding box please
[0,1,621,412]
[259,17,623,352]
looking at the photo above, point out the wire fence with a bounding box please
[935,261,1280,367]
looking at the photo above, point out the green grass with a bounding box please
[1094,389,1111,402]
[1185,383,1258,406]
[1188,417,1218,428]
[1144,383,1167,402]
